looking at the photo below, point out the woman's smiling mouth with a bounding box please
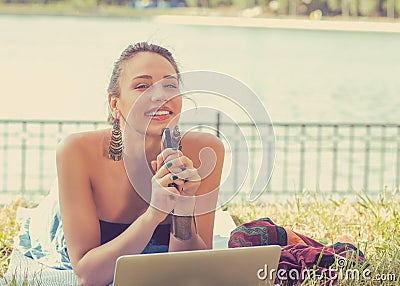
[144,107,173,121]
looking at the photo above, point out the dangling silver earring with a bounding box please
[109,118,123,161]
[172,125,182,150]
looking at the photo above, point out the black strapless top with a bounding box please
[99,220,171,246]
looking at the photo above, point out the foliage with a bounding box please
[0,202,21,278]
[1,0,400,17]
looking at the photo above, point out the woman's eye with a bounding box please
[135,84,150,89]
[164,84,177,88]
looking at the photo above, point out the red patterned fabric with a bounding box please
[228,218,366,286]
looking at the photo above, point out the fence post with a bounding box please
[299,124,306,191]
[380,125,386,190]
[2,123,8,192]
[39,122,45,192]
[21,121,27,196]
[348,125,355,190]
[396,126,400,190]
[282,125,290,192]
[233,134,239,194]
[316,124,322,190]
[364,125,371,192]
[332,125,339,191]
[216,112,220,138]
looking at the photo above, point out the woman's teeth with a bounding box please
[145,111,171,117]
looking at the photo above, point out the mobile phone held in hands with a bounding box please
[162,128,179,190]
[162,128,173,150]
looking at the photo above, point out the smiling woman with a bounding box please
[3,42,225,286]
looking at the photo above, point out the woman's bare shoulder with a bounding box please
[181,131,224,153]
[56,129,109,159]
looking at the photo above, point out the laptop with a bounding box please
[113,245,281,286]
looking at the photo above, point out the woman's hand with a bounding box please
[150,148,201,216]
[147,149,182,223]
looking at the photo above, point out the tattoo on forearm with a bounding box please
[171,216,193,240]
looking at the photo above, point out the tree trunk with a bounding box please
[387,0,395,18]
[341,0,349,17]
[377,0,385,16]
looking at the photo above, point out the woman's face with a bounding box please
[116,52,182,136]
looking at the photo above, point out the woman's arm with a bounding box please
[168,132,225,251]
[57,134,164,286]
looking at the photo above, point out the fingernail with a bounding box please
[180,166,186,171]
[171,175,178,180]
[166,162,172,168]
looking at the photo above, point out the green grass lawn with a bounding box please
[1,190,399,285]
[229,189,400,285]
[0,201,21,279]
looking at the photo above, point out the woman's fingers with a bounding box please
[151,160,157,172]
[156,148,182,170]
[163,155,194,170]
[156,171,184,187]
[155,163,175,179]
[156,165,199,184]
[165,186,180,196]
[155,153,193,178]
[174,156,194,169]
[175,168,201,182]
[155,170,199,192]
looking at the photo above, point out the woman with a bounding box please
[55,42,224,285]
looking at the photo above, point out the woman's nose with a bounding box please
[149,85,168,102]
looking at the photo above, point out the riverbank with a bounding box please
[154,14,400,33]
[1,2,400,33]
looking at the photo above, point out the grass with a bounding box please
[229,188,400,285]
[0,190,399,285]
[0,201,22,279]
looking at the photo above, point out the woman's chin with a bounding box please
[144,122,170,136]
[125,116,178,137]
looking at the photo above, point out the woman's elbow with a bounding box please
[77,275,89,286]
[76,273,108,286]
[74,266,109,286]
[75,269,92,286]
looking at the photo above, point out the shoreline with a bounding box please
[1,4,400,33]
[154,15,400,33]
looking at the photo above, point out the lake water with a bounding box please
[1,15,400,124]
[1,15,399,203]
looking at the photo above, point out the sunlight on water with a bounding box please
[0,15,399,123]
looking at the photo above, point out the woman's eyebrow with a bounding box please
[131,75,178,81]
[163,75,178,81]
[131,75,152,81]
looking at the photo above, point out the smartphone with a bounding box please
[162,128,173,150]
[162,128,179,190]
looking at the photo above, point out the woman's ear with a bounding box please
[108,94,119,117]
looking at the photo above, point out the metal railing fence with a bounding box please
[1,118,399,202]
